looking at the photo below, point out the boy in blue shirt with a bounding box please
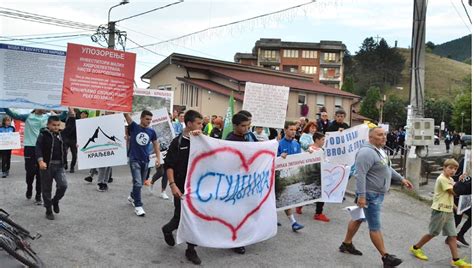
[278,122,304,232]
[124,110,161,217]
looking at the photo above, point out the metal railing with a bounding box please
[383,145,408,177]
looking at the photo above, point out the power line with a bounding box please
[0,30,91,39]
[449,0,472,32]
[461,0,472,24]
[129,0,316,49]
[120,25,219,58]
[0,35,67,48]
[0,33,91,42]
[0,7,97,31]
[127,38,167,57]
[115,1,183,23]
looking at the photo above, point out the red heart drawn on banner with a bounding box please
[323,165,346,198]
[185,147,275,241]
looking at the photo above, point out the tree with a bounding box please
[341,77,355,93]
[424,98,453,128]
[383,95,407,129]
[452,93,472,134]
[360,86,381,121]
[352,37,406,96]
[426,41,436,52]
[342,50,356,93]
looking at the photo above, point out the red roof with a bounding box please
[180,62,359,98]
[177,77,244,101]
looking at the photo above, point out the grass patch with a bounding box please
[384,48,471,102]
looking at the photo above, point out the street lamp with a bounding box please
[108,0,130,23]
[461,112,465,133]
[107,0,130,49]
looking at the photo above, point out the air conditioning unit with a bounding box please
[406,118,434,146]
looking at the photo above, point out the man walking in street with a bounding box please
[162,110,203,265]
[339,127,413,267]
[124,110,161,217]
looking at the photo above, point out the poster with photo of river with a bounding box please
[275,152,323,211]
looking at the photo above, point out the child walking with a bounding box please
[36,110,75,220]
[0,116,15,178]
[295,132,330,222]
[409,158,471,267]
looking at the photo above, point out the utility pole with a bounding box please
[108,21,116,49]
[405,0,428,192]
[108,0,129,49]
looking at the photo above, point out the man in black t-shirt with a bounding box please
[327,109,350,132]
[162,110,203,265]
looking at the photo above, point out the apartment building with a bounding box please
[234,38,346,89]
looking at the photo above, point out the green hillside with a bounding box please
[384,48,471,102]
[432,34,471,63]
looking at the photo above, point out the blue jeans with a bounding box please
[129,160,149,207]
[364,192,385,231]
[356,192,385,231]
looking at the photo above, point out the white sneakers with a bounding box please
[134,206,145,217]
[127,196,134,206]
[128,196,145,217]
[160,192,170,200]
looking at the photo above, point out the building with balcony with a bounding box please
[234,38,346,89]
[141,53,359,124]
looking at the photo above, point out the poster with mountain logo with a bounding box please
[76,113,127,170]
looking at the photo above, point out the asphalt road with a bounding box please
[0,156,471,267]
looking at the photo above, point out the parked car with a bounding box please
[461,134,471,148]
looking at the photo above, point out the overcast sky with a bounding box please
[0,0,472,88]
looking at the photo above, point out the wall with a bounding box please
[199,90,242,117]
[149,64,186,105]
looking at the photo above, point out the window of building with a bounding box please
[321,68,340,78]
[301,66,317,74]
[317,95,325,109]
[180,83,199,107]
[283,49,298,58]
[158,84,172,90]
[335,97,342,109]
[323,52,337,62]
[283,65,299,73]
[262,50,277,59]
[302,50,317,59]
[298,94,307,105]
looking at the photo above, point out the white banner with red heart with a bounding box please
[177,135,279,248]
[321,162,351,203]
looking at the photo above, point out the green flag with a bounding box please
[221,92,234,139]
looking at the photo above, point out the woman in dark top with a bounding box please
[209,117,223,139]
